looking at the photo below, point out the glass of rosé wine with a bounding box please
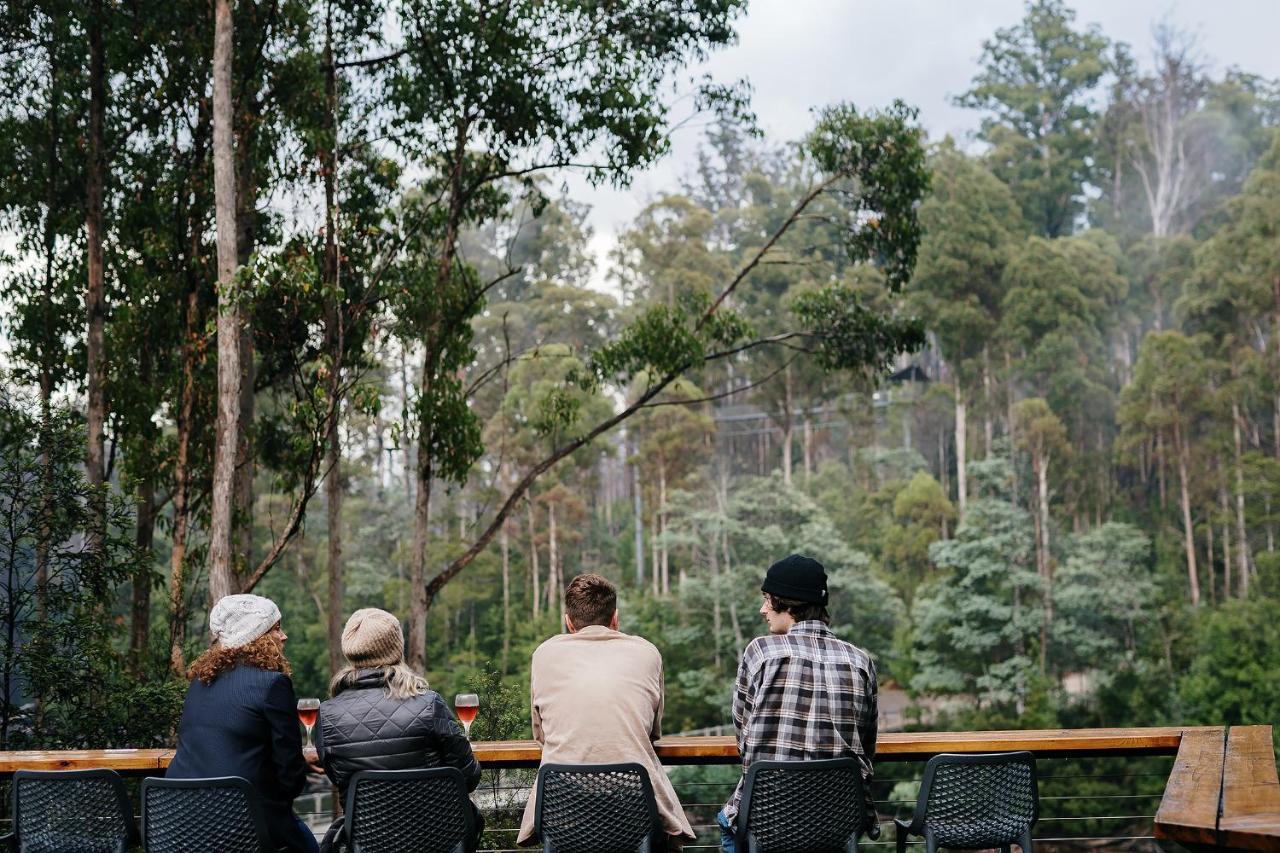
[454,693,479,739]
[297,698,320,749]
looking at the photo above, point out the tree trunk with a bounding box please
[1273,276,1280,460]
[1206,521,1216,605]
[85,0,107,548]
[1035,452,1051,675]
[325,431,343,678]
[527,496,541,618]
[650,514,660,596]
[955,383,967,518]
[129,476,156,675]
[208,0,242,603]
[408,449,433,670]
[781,365,793,487]
[501,523,510,669]
[36,39,59,629]
[658,460,668,596]
[323,23,344,679]
[168,286,200,676]
[547,500,560,609]
[803,412,814,485]
[709,526,722,671]
[1219,483,1232,600]
[1157,430,1168,508]
[1175,423,1200,606]
[1233,400,1252,597]
[982,346,994,457]
[632,452,644,588]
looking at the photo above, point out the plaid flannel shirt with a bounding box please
[723,620,878,823]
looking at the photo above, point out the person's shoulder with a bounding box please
[617,631,661,657]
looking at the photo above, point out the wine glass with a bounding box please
[454,693,479,739]
[297,697,320,749]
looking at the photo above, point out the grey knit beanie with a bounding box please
[209,594,281,649]
[341,608,405,668]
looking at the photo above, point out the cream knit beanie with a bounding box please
[341,608,405,668]
[209,594,281,649]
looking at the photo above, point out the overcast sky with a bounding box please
[569,0,1280,290]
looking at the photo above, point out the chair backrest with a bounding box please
[343,767,474,853]
[737,758,866,853]
[911,751,1038,849]
[534,763,660,853]
[141,776,274,853]
[11,769,138,853]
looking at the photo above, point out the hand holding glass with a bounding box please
[297,698,320,749]
[454,693,479,739]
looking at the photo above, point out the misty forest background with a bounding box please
[2,0,1280,774]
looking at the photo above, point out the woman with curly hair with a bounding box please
[167,594,320,853]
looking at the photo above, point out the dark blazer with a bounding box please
[167,663,312,852]
[316,669,481,802]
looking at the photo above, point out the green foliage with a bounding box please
[911,479,1040,707]
[1179,599,1280,749]
[958,0,1110,237]
[805,101,931,288]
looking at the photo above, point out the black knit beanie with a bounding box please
[761,554,828,605]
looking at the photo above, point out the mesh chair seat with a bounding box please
[342,767,475,853]
[8,769,138,853]
[534,763,661,853]
[735,758,868,853]
[141,776,276,853]
[894,752,1038,853]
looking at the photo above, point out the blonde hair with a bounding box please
[329,662,429,701]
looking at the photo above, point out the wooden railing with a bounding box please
[0,726,1275,849]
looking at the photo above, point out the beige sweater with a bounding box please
[517,625,694,843]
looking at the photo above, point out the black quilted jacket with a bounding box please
[315,669,481,802]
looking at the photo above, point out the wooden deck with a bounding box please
[0,725,1274,849]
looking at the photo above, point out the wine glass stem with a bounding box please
[305,725,313,749]
[462,721,472,740]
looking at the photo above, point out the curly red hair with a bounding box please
[187,633,291,685]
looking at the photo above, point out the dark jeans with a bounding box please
[716,809,736,853]
[293,815,321,853]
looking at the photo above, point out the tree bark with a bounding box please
[1233,400,1252,597]
[781,365,793,487]
[323,18,344,679]
[168,285,199,676]
[982,345,994,457]
[501,523,510,669]
[129,476,156,675]
[658,459,668,596]
[632,451,644,588]
[527,496,541,619]
[803,412,814,485]
[208,0,242,603]
[955,382,967,518]
[85,0,107,548]
[1219,482,1232,600]
[1175,422,1200,606]
[547,500,560,608]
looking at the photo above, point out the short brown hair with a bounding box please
[564,573,617,628]
[766,593,830,626]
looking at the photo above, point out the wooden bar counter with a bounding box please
[0,726,1274,849]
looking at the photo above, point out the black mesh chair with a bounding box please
[533,763,662,853]
[141,776,276,853]
[338,767,476,853]
[2,769,139,853]
[735,758,870,853]
[894,752,1038,853]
